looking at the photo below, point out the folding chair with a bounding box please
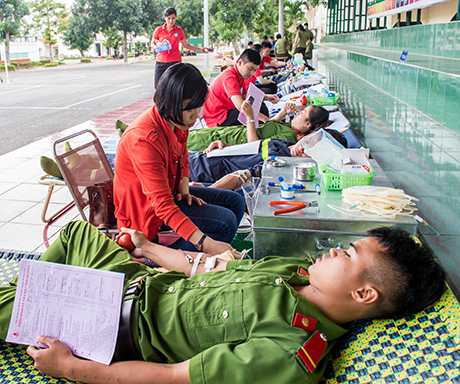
[38,175,75,223]
[53,129,116,232]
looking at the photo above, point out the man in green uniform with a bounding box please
[0,221,446,384]
[188,104,330,152]
[274,33,291,59]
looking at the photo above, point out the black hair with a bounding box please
[324,129,347,148]
[251,44,262,53]
[363,227,446,319]
[276,33,282,39]
[304,22,309,27]
[296,24,305,31]
[269,36,274,39]
[164,7,176,17]
[153,63,208,126]
[262,35,268,40]
[261,41,272,50]
[238,48,261,66]
[247,41,253,46]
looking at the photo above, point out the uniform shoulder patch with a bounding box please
[297,331,328,372]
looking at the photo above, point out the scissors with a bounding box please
[269,201,307,215]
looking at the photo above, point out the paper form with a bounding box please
[6,259,124,365]
[238,83,266,128]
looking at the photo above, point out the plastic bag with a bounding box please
[301,129,344,173]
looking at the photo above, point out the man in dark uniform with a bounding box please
[0,220,445,384]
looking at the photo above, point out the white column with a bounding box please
[279,0,284,36]
[204,0,209,70]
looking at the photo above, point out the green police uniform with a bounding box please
[0,221,349,384]
[295,30,308,49]
[187,120,299,152]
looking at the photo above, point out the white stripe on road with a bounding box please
[63,84,142,108]
[0,85,43,94]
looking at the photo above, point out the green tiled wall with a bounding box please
[320,48,460,135]
[323,21,460,59]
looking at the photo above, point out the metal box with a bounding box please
[252,157,417,259]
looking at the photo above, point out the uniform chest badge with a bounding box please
[293,313,316,332]
[297,331,328,372]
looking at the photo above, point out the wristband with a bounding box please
[195,234,207,251]
[247,119,256,124]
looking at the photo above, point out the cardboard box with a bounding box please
[341,148,371,174]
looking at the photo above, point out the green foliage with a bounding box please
[18,61,40,68]
[210,0,258,46]
[30,0,68,62]
[0,63,16,70]
[176,0,203,38]
[284,0,309,30]
[39,59,50,64]
[80,58,91,62]
[62,3,95,57]
[44,62,59,67]
[101,27,123,49]
[0,0,29,41]
[252,0,278,39]
[135,41,147,52]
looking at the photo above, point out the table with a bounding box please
[252,157,417,259]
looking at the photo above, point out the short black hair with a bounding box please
[238,48,261,66]
[251,44,262,53]
[296,24,305,31]
[269,36,274,39]
[154,63,208,126]
[261,41,272,50]
[247,41,253,46]
[164,7,176,17]
[363,227,446,319]
[324,129,347,148]
[262,35,268,40]
[276,33,282,39]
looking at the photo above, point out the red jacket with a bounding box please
[114,106,198,241]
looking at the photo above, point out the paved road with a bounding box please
[0,54,218,156]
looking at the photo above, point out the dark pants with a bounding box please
[154,61,180,88]
[219,103,270,127]
[256,82,278,95]
[163,186,246,252]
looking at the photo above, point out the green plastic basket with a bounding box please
[319,164,376,191]
[311,92,340,106]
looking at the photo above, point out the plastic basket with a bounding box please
[311,93,339,106]
[319,164,376,191]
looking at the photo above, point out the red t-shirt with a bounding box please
[202,65,249,127]
[152,23,186,63]
[247,56,273,84]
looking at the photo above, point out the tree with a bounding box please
[101,27,122,57]
[62,3,94,57]
[284,0,309,30]
[31,0,67,63]
[0,0,29,65]
[176,0,203,40]
[210,0,258,55]
[252,0,278,39]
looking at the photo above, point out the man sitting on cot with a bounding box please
[202,48,279,128]
[188,126,347,188]
[188,102,330,152]
[0,221,445,383]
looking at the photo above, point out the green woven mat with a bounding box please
[1,255,459,383]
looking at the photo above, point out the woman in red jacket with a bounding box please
[114,63,245,254]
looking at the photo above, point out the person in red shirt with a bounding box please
[202,49,279,128]
[152,7,210,87]
[114,63,245,254]
[247,42,290,94]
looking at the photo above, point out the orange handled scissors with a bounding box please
[269,201,307,215]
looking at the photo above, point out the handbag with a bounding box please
[88,180,117,229]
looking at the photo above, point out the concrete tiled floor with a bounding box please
[0,97,153,252]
